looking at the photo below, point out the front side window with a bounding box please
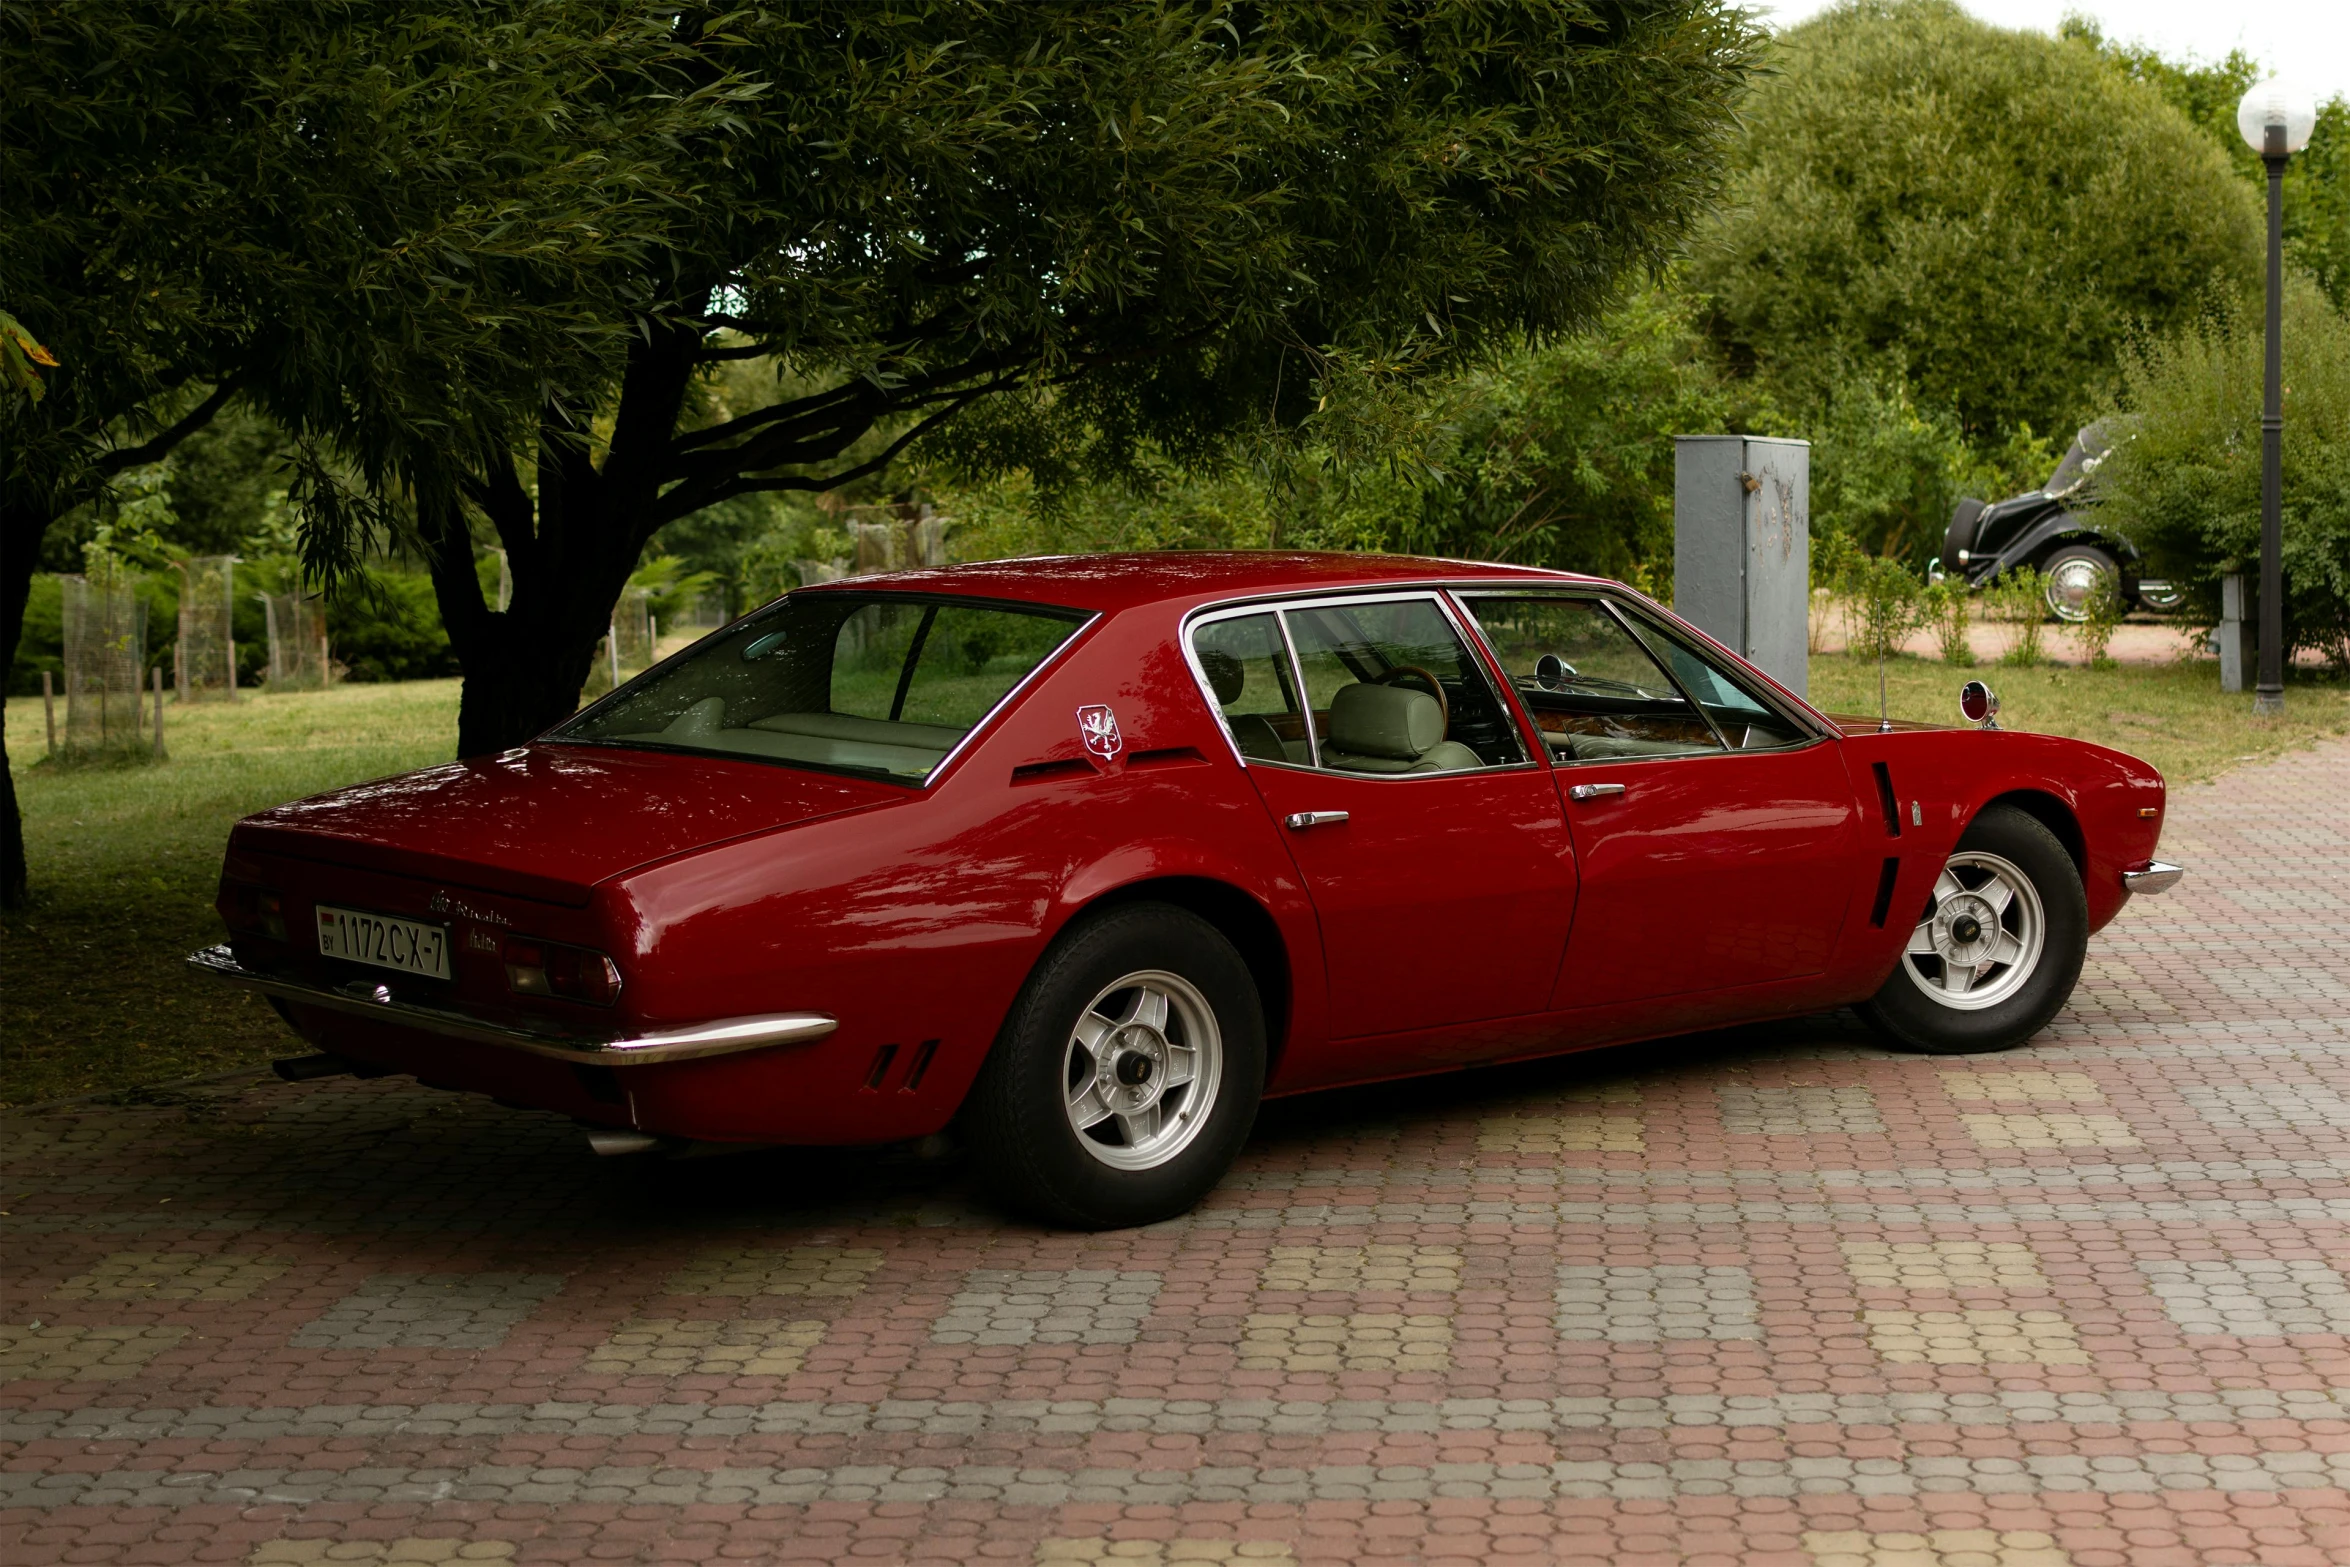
[556,592,1086,783]
[1619,615,1812,751]
[1457,594,1724,763]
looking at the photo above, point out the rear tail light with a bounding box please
[502,936,623,1006]
[223,884,287,941]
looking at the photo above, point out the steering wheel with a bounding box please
[1374,665,1450,734]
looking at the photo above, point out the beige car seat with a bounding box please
[1319,683,1482,774]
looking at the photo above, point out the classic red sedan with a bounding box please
[196,554,2182,1226]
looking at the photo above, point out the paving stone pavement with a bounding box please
[6,738,2350,1565]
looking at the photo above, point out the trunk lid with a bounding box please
[231,743,907,905]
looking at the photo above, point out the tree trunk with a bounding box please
[2,487,58,910]
[451,619,606,758]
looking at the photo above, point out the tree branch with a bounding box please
[94,377,246,477]
[657,390,992,522]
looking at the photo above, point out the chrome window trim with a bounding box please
[546,590,1104,791]
[1180,590,1541,778]
[1447,585,1835,764]
[188,944,836,1065]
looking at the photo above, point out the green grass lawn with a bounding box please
[4,654,2345,1107]
[2,680,460,1107]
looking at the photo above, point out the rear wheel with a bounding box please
[965,902,1265,1228]
[1858,805,2087,1054]
[2040,545,2117,624]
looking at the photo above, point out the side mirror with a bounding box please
[1535,653,1578,690]
[1959,680,2000,730]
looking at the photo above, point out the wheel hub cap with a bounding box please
[1097,1023,1169,1114]
[1933,893,2000,965]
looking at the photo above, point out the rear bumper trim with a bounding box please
[187,945,836,1065]
[2122,860,2185,895]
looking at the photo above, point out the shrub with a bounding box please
[1840,553,1928,661]
[2097,278,2350,668]
[1989,566,2049,666]
[1925,579,1976,666]
[2068,570,2123,668]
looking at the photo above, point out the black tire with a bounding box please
[1857,805,2088,1055]
[2039,544,2118,624]
[964,902,1265,1228]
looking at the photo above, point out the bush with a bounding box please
[2067,570,2123,669]
[1988,566,2049,666]
[1839,553,1928,661]
[1925,579,1975,666]
[2098,278,2350,668]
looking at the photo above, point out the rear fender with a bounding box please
[1053,844,1327,1088]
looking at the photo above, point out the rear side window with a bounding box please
[556,593,1086,783]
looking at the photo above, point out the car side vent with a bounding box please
[861,1044,898,1092]
[1871,762,1902,838]
[1128,746,1208,769]
[1868,857,1901,929]
[1010,758,1093,786]
[900,1039,939,1094]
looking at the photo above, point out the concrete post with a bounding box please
[2218,574,2247,694]
[1673,435,1812,698]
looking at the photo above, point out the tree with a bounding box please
[1692,0,2260,442]
[1,1,753,905]
[2065,21,2350,313]
[296,0,1764,755]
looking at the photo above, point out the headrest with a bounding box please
[1198,648,1245,705]
[1328,682,1441,760]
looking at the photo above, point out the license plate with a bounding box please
[315,905,451,981]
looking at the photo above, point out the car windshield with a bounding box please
[552,592,1088,783]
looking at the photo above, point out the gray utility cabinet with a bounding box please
[1672,435,1811,700]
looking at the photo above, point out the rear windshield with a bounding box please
[553,592,1089,783]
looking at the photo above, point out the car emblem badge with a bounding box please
[1077,704,1123,762]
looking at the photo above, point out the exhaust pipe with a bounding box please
[587,1129,663,1157]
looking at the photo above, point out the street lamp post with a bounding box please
[2236,79,2317,717]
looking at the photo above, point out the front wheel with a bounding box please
[1858,805,2087,1054]
[964,902,1265,1228]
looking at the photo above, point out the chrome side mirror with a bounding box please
[1535,653,1578,690]
[1959,680,2000,730]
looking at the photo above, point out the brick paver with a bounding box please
[6,738,2349,1564]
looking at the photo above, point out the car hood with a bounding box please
[230,743,908,906]
[1824,714,1957,736]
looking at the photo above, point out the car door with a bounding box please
[1452,592,1863,1010]
[1188,595,1578,1041]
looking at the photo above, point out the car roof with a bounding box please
[791,551,1602,615]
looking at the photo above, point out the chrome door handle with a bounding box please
[1283,810,1350,830]
[1568,782,1626,801]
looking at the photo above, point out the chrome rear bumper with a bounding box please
[2121,861,2185,895]
[188,944,836,1065]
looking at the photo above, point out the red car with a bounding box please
[196,553,2182,1226]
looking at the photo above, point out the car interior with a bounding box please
[1192,598,1525,774]
[558,594,1085,781]
[1458,594,1808,760]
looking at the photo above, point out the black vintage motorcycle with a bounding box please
[1932,421,2182,622]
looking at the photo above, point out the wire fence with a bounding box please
[61,575,148,757]
[260,591,333,691]
[176,555,237,701]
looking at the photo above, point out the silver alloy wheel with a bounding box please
[1900,851,2047,1011]
[1062,969,1223,1171]
[2042,557,2109,623]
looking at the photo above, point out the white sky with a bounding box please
[1755,0,2350,105]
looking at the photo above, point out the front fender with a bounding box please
[1825,729,2165,1001]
